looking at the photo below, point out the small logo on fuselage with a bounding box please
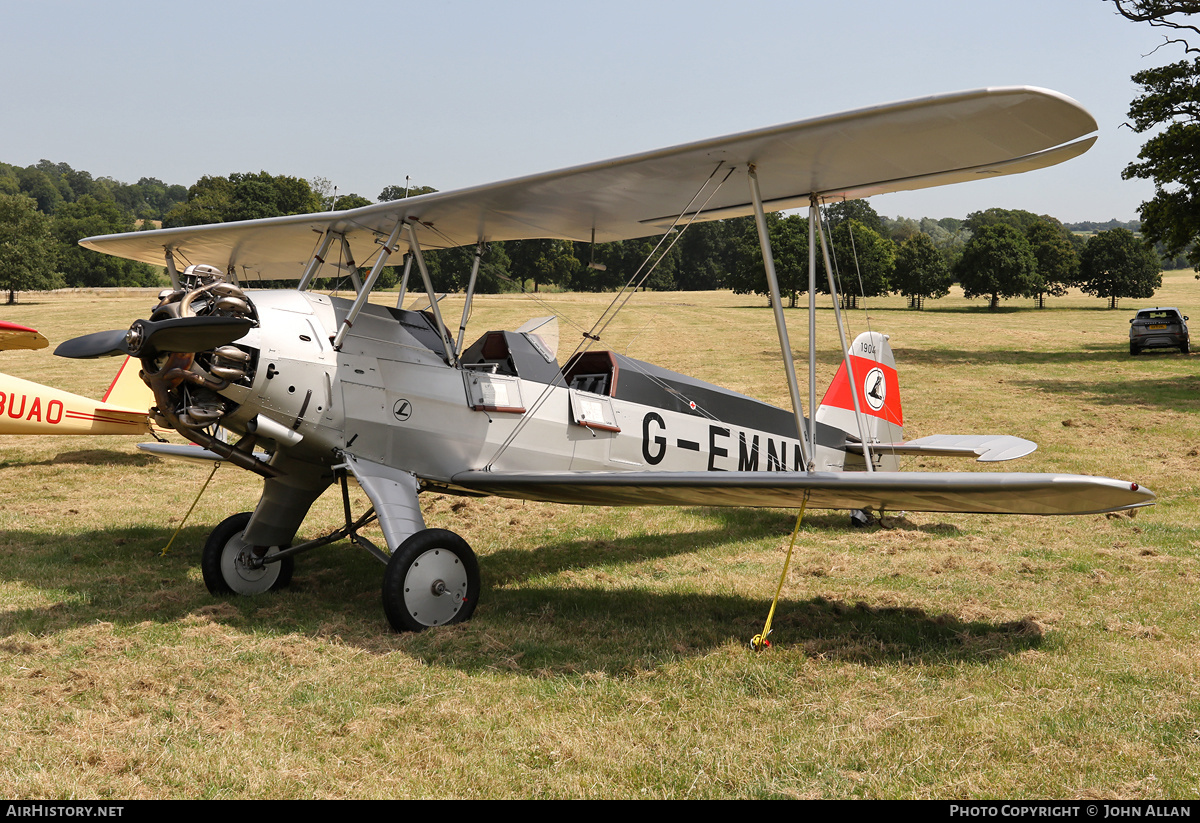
[392,398,412,421]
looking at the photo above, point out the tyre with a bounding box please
[382,529,480,632]
[1130,343,1139,356]
[1183,340,1190,355]
[201,511,294,596]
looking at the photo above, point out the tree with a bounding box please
[671,221,727,290]
[1121,57,1200,269]
[505,239,579,292]
[162,172,322,227]
[1079,228,1162,308]
[379,183,438,201]
[955,223,1039,309]
[823,200,885,236]
[53,196,161,287]
[1109,2,1200,270]
[964,207,1045,236]
[1110,2,1200,52]
[824,218,894,308]
[1025,218,1080,307]
[333,193,372,210]
[892,232,952,308]
[722,214,810,307]
[16,166,64,214]
[0,194,61,303]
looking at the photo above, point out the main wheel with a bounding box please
[201,512,294,596]
[382,529,480,632]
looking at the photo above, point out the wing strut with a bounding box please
[297,230,336,292]
[332,220,405,350]
[165,250,181,290]
[405,223,458,367]
[455,241,486,355]
[813,201,875,471]
[395,253,413,309]
[748,166,811,471]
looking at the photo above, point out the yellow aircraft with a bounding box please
[0,320,150,436]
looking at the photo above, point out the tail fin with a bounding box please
[815,331,904,470]
[102,356,154,411]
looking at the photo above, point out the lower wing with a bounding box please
[450,470,1153,516]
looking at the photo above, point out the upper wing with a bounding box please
[80,87,1097,282]
[449,469,1152,516]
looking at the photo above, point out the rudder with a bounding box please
[815,331,903,470]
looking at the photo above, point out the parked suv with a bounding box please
[1130,307,1189,355]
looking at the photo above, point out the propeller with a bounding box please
[55,316,254,359]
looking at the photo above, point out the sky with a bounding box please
[1,0,1184,224]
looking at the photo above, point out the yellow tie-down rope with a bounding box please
[750,491,809,651]
[161,462,220,557]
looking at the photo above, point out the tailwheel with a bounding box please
[382,529,480,632]
[201,511,294,596]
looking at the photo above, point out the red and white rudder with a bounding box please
[815,331,903,471]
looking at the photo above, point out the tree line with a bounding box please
[0,159,1169,309]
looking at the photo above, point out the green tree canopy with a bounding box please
[964,207,1046,236]
[1078,228,1162,308]
[163,172,322,227]
[379,183,438,201]
[722,214,810,307]
[824,218,894,307]
[53,196,161,288]
[955,223,1039,309]
[505,239,580,292]
[333,193,372,210]
[1025,218,1080,306]
[823,200,885,236]
[1121,56,1200,269]
[0,194,61,303]
[892,232,952,308]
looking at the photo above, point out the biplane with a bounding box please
[53,86,1153,632]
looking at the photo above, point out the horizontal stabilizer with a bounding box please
[450,470,1153,516]
[849,435,1037,463]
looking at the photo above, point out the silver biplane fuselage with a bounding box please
[192,288,851,547]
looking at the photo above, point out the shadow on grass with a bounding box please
[1,449,163,468]
[895,346,1159,368]
[1011,372,1200,412]
[0,514,1019,674]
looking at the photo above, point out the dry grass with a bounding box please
[0,277,1197,798]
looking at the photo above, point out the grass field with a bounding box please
[0,274,1197,799]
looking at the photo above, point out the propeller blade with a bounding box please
[55,316,254,360]
[139,316,253,356]
[54,329,130,359]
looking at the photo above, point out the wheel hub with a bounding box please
[403,549,469,626]
[220,535,284,595]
